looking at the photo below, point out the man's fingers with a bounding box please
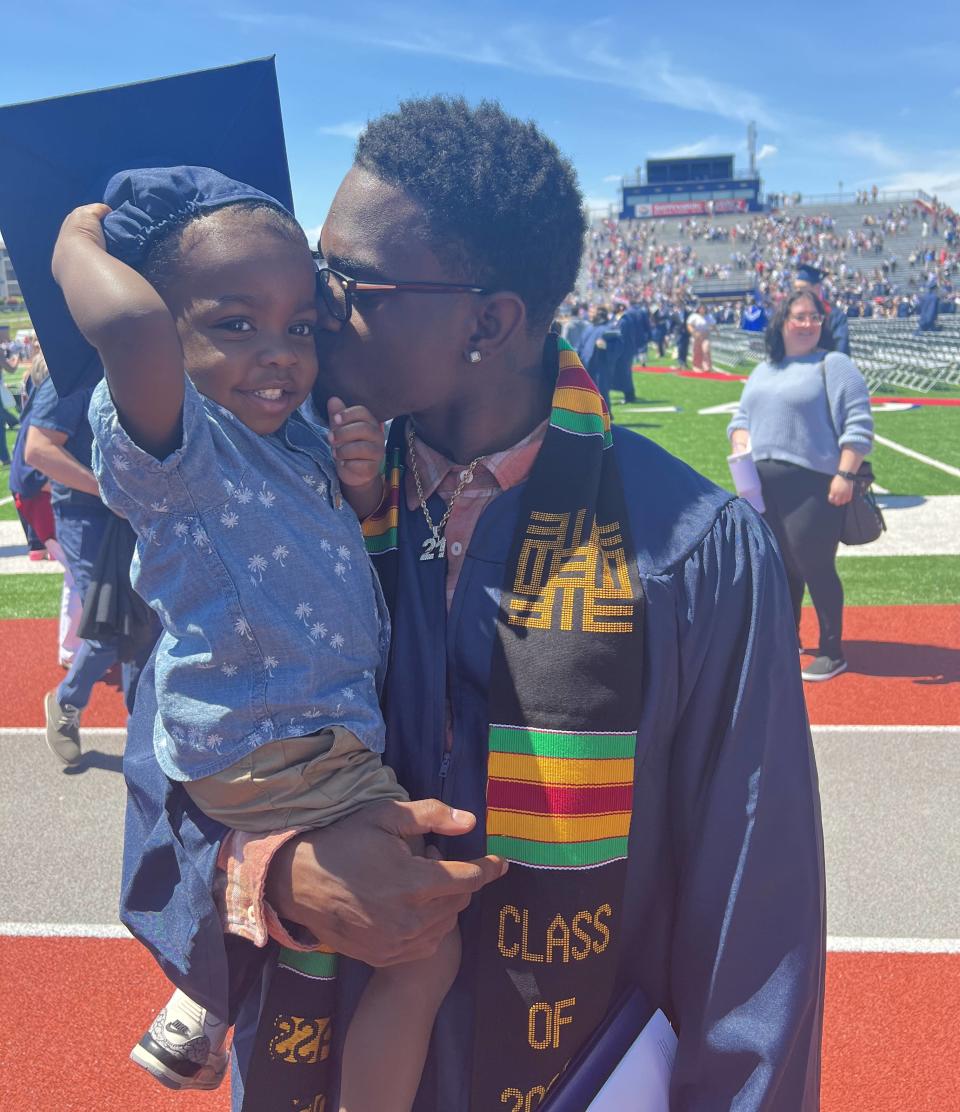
[377,797,479,840]
[410,853,508,900]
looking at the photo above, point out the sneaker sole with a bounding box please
[801,662,848,682]
[130,1038,227,1091]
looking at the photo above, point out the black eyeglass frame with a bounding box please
[315,261,490,322]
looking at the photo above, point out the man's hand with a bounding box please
[266,798,507,966]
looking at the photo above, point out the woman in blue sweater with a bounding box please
[728,289,873,681]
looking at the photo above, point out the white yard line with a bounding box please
[0,495,13,507]
[873,434,960,479]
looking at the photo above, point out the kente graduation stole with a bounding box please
[241,336,644,1111]
[240,947,338,1111]
[465,337,644,1108]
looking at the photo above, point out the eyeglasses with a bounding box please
[315,261,490,323]
[787,313,824,325]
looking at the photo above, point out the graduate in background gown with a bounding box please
[795,263,851,356]
[916,279,940,332]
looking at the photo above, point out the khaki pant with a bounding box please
[184,726,408,833]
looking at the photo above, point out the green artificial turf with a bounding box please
[612,366,960,496]
[0,572,64,618]
[828,555,960,606]
[2,556,956,620]
[873,406,960,470]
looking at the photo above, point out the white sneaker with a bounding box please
[130,989,229,1091]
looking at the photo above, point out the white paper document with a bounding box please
[585,1008,677,1111]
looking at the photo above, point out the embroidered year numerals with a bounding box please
[268,1014,332,1066]
[509,510,635,633]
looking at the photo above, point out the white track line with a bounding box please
[3,726,955,739]
[0,726,127,738]
[873,433,960,479]
[811,725,960,735]
[0,921,130,938]
[827,936,960,954]
[1,921,957,953]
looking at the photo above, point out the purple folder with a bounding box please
[540,986,655,1111]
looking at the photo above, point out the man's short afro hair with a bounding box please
[355,96,586,328]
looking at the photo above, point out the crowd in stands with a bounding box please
[573,198,960,327]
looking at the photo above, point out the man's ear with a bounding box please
[464,291,527,361]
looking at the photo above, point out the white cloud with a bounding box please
[316,121,366,141]
[881,166,960,209]
[838,131,902,169]
[221,12,781,129]
[757,144,778,161]
[603,173,623,183]
[584,194,619,215]
[649,136,725,159]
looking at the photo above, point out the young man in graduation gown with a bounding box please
[916,279,940,332]
[794,263,851,355]
[611,301,648,403]
[740,295,767,333]
[112,97,825,1110]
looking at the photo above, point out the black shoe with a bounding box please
[801,656,848,682]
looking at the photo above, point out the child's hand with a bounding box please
[52,204,111,284]
[327,397,385,489]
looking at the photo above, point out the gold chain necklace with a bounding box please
[406,423,487,561]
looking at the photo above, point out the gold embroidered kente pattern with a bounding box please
[509,510,635,633]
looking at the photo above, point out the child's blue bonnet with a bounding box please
[102,165,290,268]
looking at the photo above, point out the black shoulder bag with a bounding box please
[820,361,886,546]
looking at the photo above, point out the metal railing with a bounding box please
[766,190,928,209]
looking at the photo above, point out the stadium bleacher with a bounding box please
[572,191,960,394]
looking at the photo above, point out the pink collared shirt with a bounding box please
[219,418,548,949]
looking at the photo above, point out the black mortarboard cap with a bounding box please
[795,263,825,285]
[0,58,292,394]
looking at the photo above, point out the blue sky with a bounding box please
[6,0,960,235]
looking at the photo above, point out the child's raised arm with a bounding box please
[52,203,185,458]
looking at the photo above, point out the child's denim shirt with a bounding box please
[89,377,389,782]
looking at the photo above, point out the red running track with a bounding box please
[2,607,956,728]
[1,604,957,1108]
[800,605,959,725]
[1,937,957,1111]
